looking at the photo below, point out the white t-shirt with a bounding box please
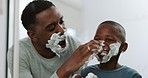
[7,34,81,78]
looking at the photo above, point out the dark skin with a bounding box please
[27,6,101,78]
[94,23,128,70]
[28,6,64,59]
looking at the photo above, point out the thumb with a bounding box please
[72,74,82,78]
[75,74,81,78]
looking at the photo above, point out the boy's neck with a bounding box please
[99,62,122,70]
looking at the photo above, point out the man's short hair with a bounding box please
[21,0,55,30]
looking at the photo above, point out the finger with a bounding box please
[86,40,100,46]
[83,40,100,51]
[87,46,91,51]
[89,43,99,50]
[76,40,100,58]
[73,74,81,78]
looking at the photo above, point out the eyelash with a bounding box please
[94,38,99,41]
[46,18,65,32]
[94,38,114,42]
[105,39,115,42]
[59,19,64,24]
[59,18,64,24]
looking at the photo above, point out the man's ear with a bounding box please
[120,42,128,53]
[27,30,37,42]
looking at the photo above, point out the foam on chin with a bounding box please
[46,32,69,57]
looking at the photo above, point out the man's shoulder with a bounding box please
[8,37,33,53]
[20,37,31,44]
[67,34,81,46]
[19,37,33,48]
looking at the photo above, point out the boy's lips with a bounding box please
[97,51,108,58]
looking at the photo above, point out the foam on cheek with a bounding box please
[97,42,121,63]
[109,42,121,56]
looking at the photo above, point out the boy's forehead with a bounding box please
[96,24,119,36]
[98,24,117,32]
[96,24,123,41]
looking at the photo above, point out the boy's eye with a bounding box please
[105,39,114,42]
[94,38,99,41]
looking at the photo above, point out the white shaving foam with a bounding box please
[46,32,69,57]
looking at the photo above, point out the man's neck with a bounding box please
[32,41,56,59]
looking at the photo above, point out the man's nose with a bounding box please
[56,24,64,34]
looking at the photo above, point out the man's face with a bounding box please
[30,6,66,50]
[94,24,122,61]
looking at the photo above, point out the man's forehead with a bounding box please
[35,6,63,23]
[48,7,62,20]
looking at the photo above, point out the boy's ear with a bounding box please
[27,30,37,41]
[120,42,128,52]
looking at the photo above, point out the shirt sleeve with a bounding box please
[133,73,142,78]
[50,71,59,78]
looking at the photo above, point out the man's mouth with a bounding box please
[59,40,66,48]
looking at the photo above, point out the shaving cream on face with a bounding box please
[98,40,105,52]
[96,42,121,63]
[81,40,105,69]
[46,32,69,57]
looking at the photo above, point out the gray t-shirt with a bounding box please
[7,34,81,78]
[81,64,142,78]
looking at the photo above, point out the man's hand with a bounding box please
[71,74,81,78]
[57,40,100,78]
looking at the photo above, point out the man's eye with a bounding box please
[47,24,55,31]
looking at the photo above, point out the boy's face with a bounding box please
[94,24,122,63]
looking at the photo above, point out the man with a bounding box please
[7,0,100,78]
[81,20,142,78]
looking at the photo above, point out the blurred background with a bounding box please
[0,0,148,78]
